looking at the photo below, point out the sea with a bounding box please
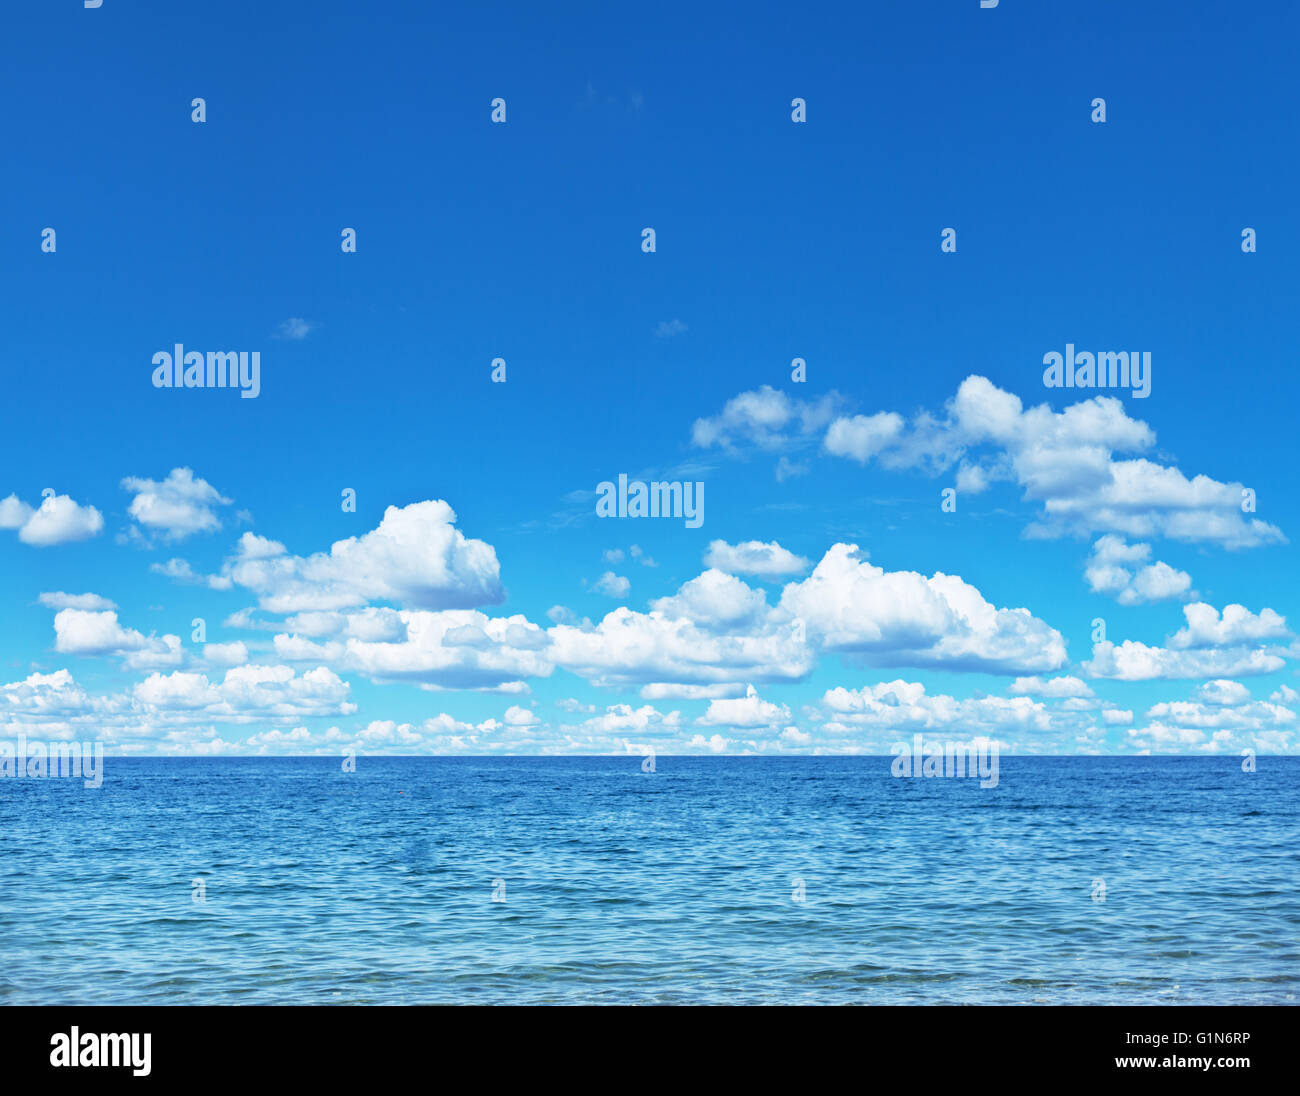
[1,756,1296,1004]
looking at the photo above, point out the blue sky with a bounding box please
[2,0,1297,755]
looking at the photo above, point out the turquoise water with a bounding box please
[1,756,1296,1004]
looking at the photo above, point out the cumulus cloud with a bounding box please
[223,500,504,613]
[824,412,906,463]
[778,544,1068,674]
[1168,602,1289,649]
[1,492,103,546]
[691,385,841,451]
[122,467,232,541]
[549,545,1068,690]
[697,685,791,729]
[1084,535,1194,605]
[286,701,699,756]
[817,680,1063,747]
[577,703,682,737]
[273,609,551,691]
[1126,680,1297,752]
[1195,679,1251,707]
[704,539,810,576]
[318,711,612,757]
[650,569,769,631]
[134,664,355,720]
[1085,640,1285,681]
[548,604,813,688]
[1009,675,1094,698]
[1084,603,1293,680]
[0,495,33,529]
[52,608,184,671]
[592,571,630,598]
[279,607,407,641]
[814,375,1284,549]
[1,668,114,722]
[204,641,249,667]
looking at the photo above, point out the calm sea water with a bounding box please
[1,756,1296,1004]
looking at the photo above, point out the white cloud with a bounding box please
[655,318,687,338]
[1084,535,1194,605]
[1,669,114,721]
[556,697,595,713]
[704,539,810,577]
[775,456,809,482]
[52,609,149,655]
[1125,561,1195,604]
[824,412,905,463]
[640,682,746,701]
[779,543,1068,674]
[1168,602,1289,649]
[1009,675,1094,698]
[1085,602,1291,681]
[697,685,791,729]
[630,545,657,567]
[592,571,630,598]
[0,495,34,529]
[817,375,1285,549]
[548,605,812,688]
[1138,696,1289,733]
[38,591,117,611]
[151,557,234,589]
[303,700,698,756]
[134,664,355,720]
[1195,679,1251,707]
[650,569,768,631]
[224,500,504,613]
[52,609,183,670]
[122,467,231,541]
[549,545,1067,692]
[274,317,314,340]
[278,609,551,690]
[204,641,249,667]
[818,680,1061,746]
[121,635,185,672]
[1085,639,1285,681]
[279,607,406,641]
[691,386,840,451]
[3,493,104,546]
[576,703,682,737]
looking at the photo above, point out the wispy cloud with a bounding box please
[274,318,315,340]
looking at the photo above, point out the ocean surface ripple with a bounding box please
[2,756,1296,1004]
